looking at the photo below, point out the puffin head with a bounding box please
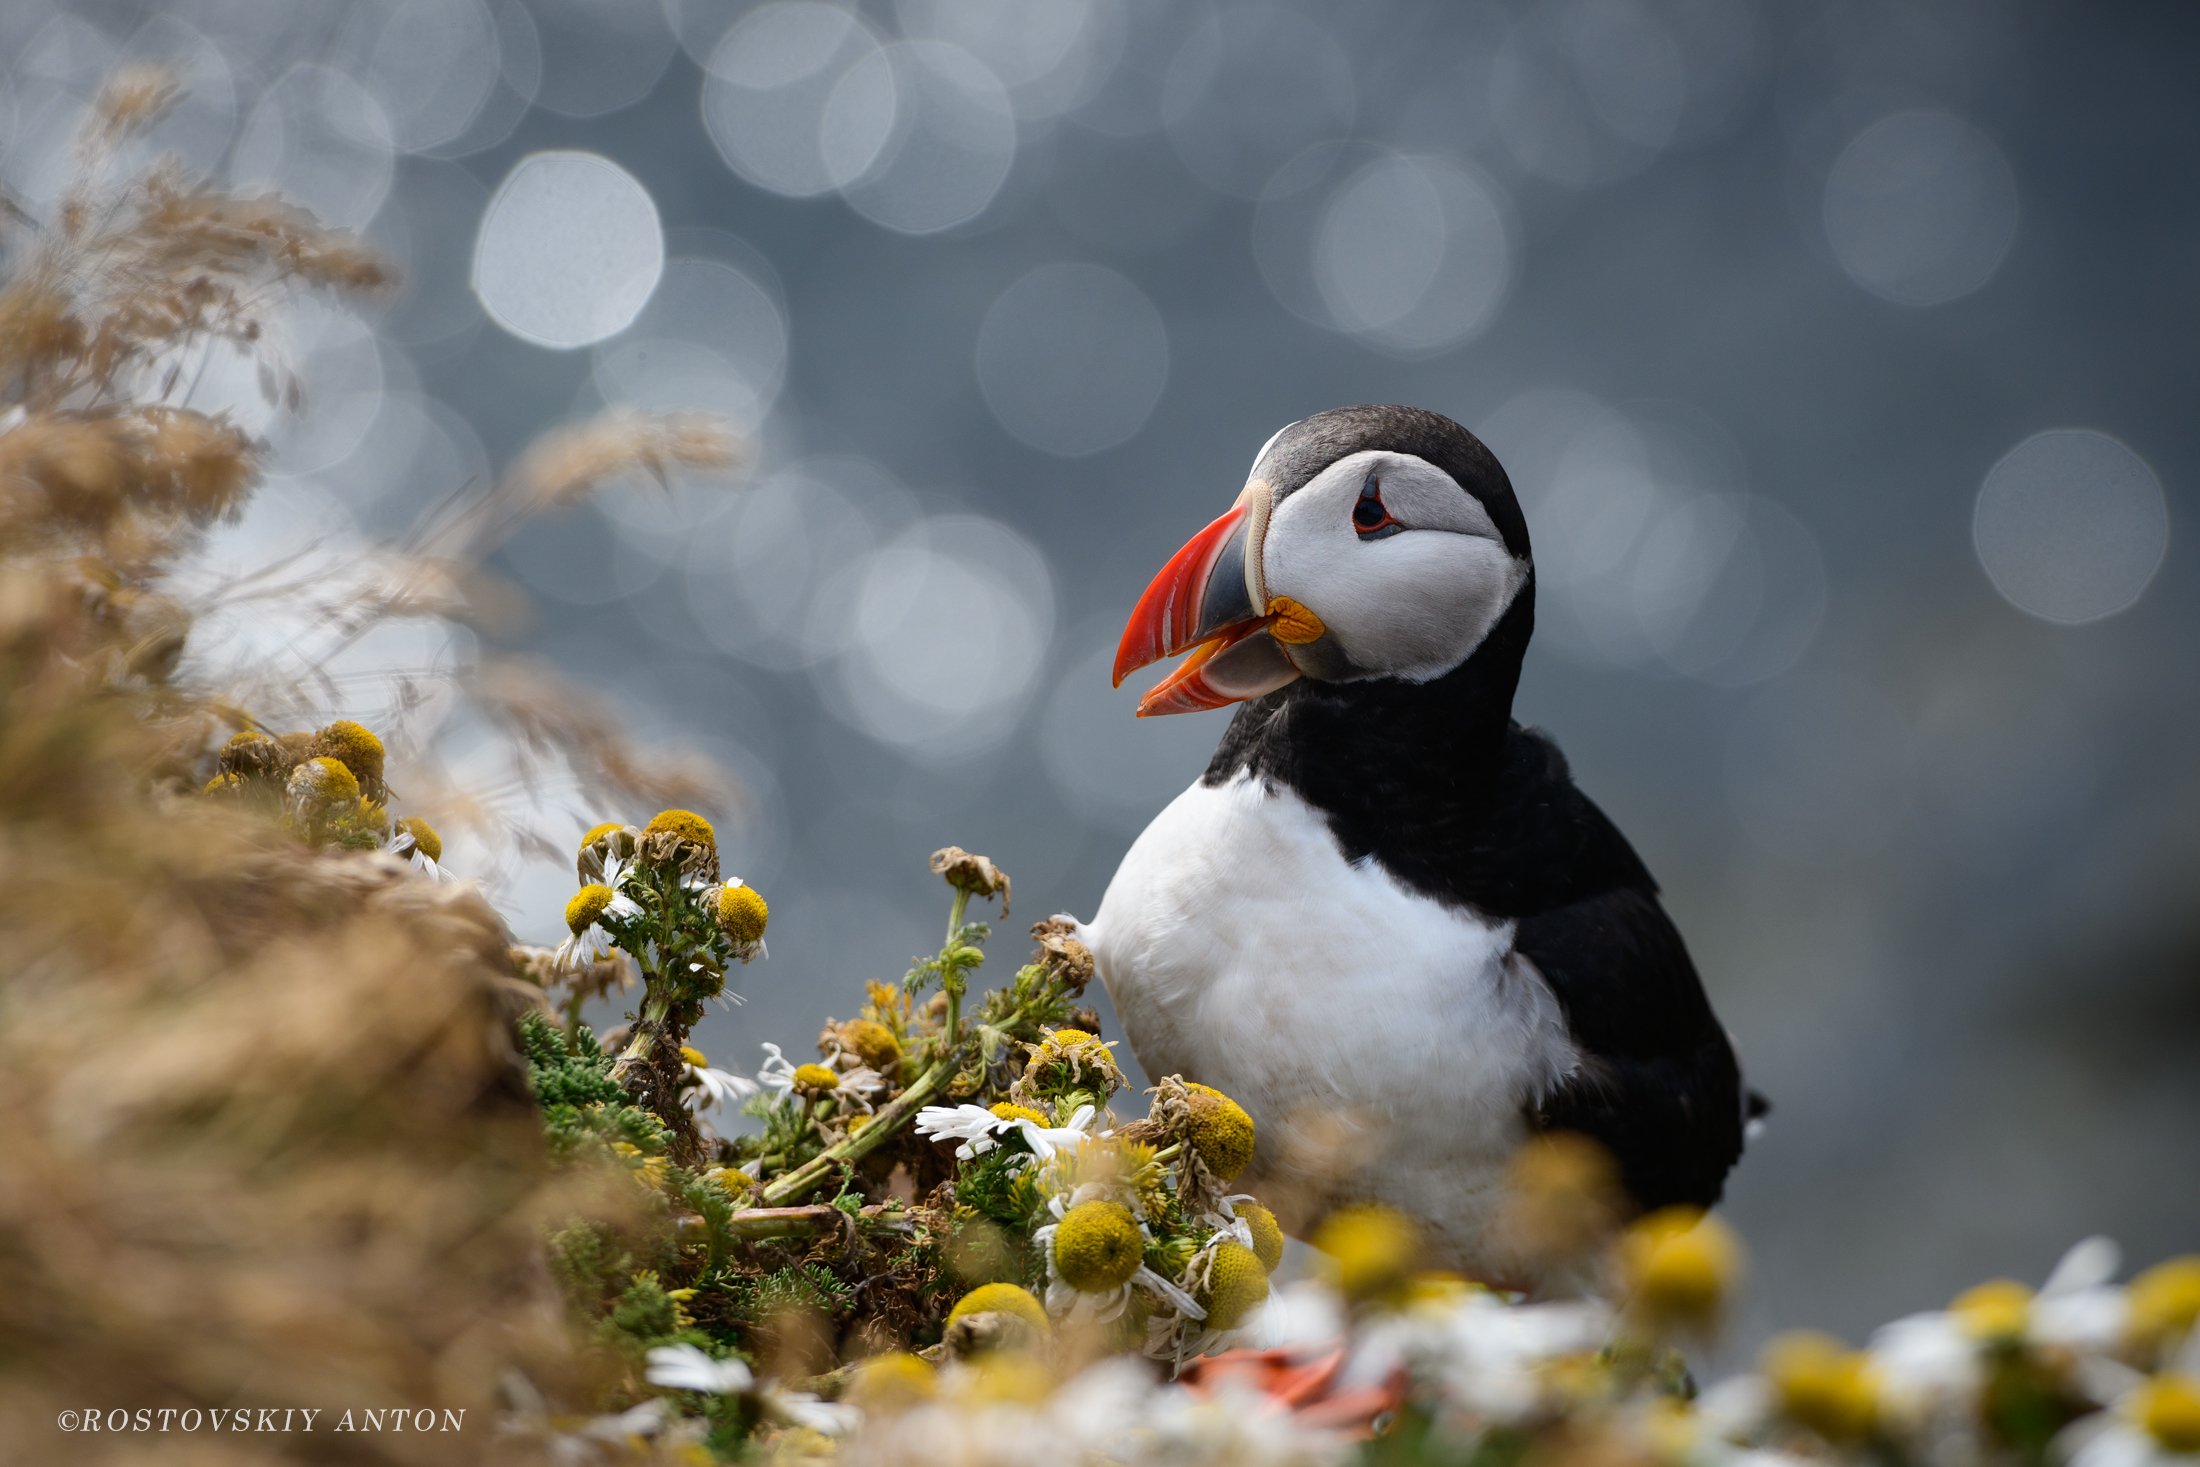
[1114,405,1533,716]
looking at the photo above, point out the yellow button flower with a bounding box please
[1182,1082,1255,1180]
[2130,1257,2200,1353]
[946,1282,1050,1335]
[312,719,384,786]
[1952,1279,2031,1343]
[1053,1201,1144,1293]
[1622,1207,1740,1336]
[1239,1201,1285,1273]
[1202,1242,1269,1331]
[717,881,768,946]
[2138,1375,2200,1453]
[1763,1331,1879,1442]
[1314,1204,1420,1307]
[644,807,716,849]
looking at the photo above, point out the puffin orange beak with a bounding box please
[1113,486,1303,717]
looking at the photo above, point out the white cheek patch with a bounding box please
[1263,452,1529,682]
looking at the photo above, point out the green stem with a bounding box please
[719,1203,906,1242]
[942,887,970,1048]
[759,1058,952,1206]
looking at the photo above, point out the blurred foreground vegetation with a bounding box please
[2,67,2196,1467]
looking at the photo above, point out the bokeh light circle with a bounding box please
[1823,110,2019,307]
[1162,5,1356,199]
[976,263,1169,456]
[1311,153,1514,356]
[702,3,895,200]
[230,63,396,229]
[1972,430,2168,625]
[352,0,501,153]
[1491,0,1687,187]
[472,151,665,349]
[838,42,1018,235]
[682,456,917,670]
[894,0,1099,118]
[813,515,1056,760]
[592,254,789,433]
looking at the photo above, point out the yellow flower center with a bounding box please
[300,755,360,804]
[643,807,716,850]
[708,1167,752,1194]
[1202,1241,1270,1331]
[1623,1208,1740,1335]
[963,1355,1055,1404]
[218,729,278,775]
[679,1046,708,1068]
[397,816,441,862]
[2139,1376,2200,1453]
[1952,1280,2032,1342]
[718,882,768,945]
[1314,1204,1421,1307]
[792,1063,840,1093]
[989,1102,1048,1126]
[946,1282,1050,1336]
[1239,1202,1285,1273]
[2130,1257,2200,1350]
[580,820,625,852]
[565,884,615,934]
[1053,1200,1144,1293]
[849,1352,937,1412]
[839,1018,901,1072]
[1764,1331,1880,1442]
[202,772,241,795]
[1183,1082,1256,1180]
[1050,1028,1094,1045]
[313,719,385,783]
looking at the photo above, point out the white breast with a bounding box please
[1082,772,1580,1278]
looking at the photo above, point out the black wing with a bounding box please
[1495,730,1748,1210]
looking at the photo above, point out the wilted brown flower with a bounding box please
[930,845,1011,911]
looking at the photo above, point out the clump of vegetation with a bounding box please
[4,62,2194,1467]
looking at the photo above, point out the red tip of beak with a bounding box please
[1113,504,1247,687]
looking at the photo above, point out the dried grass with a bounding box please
[0,68,737,1465]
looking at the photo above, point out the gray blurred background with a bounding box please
[11,0,2193,1359]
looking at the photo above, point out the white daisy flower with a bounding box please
[2063,1374,2200,1467]
[1871,1235,2129,1428]
[915,1103,1014,1159]
[643,1344,854,1438]
[757,1042,800,1099]
[645,1343,754,1395]
[755,1043,882,1111]
[1011,1102,1100,1162]
[383,818,450,883]
[1034,1189,1201,1333]
[680,1046,760,1116]
[550,875,642,973]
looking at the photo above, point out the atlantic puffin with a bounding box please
[1081,404,1756,1285]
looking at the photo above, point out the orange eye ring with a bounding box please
[1352,477,1400,537]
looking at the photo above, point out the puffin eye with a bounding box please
[1352,477,1401,539]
